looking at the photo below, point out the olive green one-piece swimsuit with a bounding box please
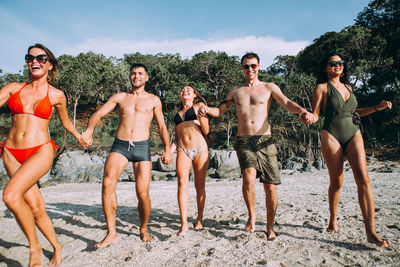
[322,82,361,151]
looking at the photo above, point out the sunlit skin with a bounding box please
[306,54,391,247]
[0,46,83,266]
[81,66,172,247]
[199,56,313,240]
[170,86,209,236]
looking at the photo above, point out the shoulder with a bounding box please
[49,86,65,98]
[315,82,328,93]
[146,92,161,103]
[1,82,25,94]
[109,92,128,102]
[344,83,353,91]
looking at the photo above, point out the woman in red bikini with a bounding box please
[171,85,210,236]
[0,44,83,266]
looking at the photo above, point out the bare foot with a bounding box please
[245,218,256,233]
[94,232,117,249]
[326,220,339,233]
[266,230,277,241]
[140,231,153,242]
[177,226,189,236]
[367,233,390,247]
[29,247,42,267]
[194,221,203,230]
[48,244,62,267]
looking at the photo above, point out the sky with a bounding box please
[0,0,371,74]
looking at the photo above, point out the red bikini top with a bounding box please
[8,82,53,120]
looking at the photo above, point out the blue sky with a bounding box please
[0,0,370,74]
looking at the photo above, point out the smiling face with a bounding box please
[325,55,344,78]
[129,67,149,88]
[27,47,53,80]
[180,86,196,102]
[241,57,260,81]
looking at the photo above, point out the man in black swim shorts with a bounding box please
[81,63,172,247]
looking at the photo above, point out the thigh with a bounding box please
[103,152,129,180]
[321,130,345,178]
[192,149,209,182]
[176,150,192,177]
[3,144,54,195]
[345,131,369,180]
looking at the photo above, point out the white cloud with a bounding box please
[66,36,310,68]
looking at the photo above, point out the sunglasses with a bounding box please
[25,54,49,64]
[328,60,345,67]
[243,64,258,70]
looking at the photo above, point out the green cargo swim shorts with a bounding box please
[233,135,281,184]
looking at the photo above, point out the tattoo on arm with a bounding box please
[218,99,233,107]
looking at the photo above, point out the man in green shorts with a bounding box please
[199,53,312,239]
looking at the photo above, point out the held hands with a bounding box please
[375,100,392,111]
[161,149,172,164]
[299,110,315,125]
[198,102,209,117]
[79,130,93,149]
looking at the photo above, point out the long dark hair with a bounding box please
[316,52,350,85]
[27,43,58,84]
[178,85,206,110]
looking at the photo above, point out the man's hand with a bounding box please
[299,111,315,124]
[80,130,93,149]
[198,102,209,117]
[161,149,172,164]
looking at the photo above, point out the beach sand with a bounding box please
[0,165,399,266]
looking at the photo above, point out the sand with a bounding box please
[0,165,399,266]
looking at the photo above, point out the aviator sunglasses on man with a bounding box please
[243,64,258,70]
[328,60,345,67]
[25,54,49,64]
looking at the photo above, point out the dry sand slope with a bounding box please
[0,166,399,266]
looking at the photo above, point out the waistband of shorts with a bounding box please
[236,135,272,141]
[114,137,149,145]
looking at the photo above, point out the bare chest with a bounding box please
[234,87,270,108]
[118,97,154,115]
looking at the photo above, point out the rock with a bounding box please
[208,149,239,171]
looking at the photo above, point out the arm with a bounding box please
[270,83,314,123]
[0,82,19,107]
[81,93,121,146]
[356,100,392,117]
[195,103,210,135]
[198,90,234,118]
[306,83,326,124]
[270,83,308,114]
[153,96,172,164]
[53,89,81,141]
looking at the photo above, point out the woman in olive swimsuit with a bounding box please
[307,52,391,247]
[171,85,210,236]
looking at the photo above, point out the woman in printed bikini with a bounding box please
[171,85,210,236]
[0,44,84,266]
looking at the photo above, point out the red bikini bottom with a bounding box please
[0,140,59,164]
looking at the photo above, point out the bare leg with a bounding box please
[2,145,54,267]
[94,153,128,248]
[263,184,277,240]
[176,151,191,236]
[321,130,344,233]
[242,168,257,232]
[133,161,153,242]
[346,132,389,247]
[24,185,62,266]
[192,150,209,230]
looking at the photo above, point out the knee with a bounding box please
[30,204,46,220]
[329,181,343,191]
[102,177,117,193]
[3,190,19,209]
[136,189,149,201]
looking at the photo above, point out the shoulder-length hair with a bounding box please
[27,43,58,84]
[178,86,206,110]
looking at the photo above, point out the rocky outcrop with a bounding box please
[0,149,326,188]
